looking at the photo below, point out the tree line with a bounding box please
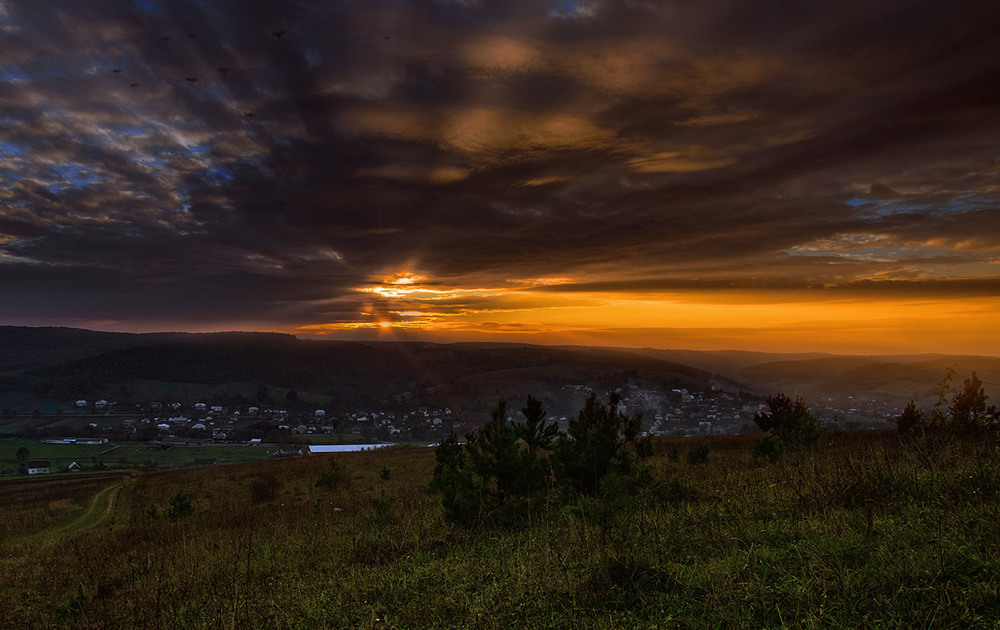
[431,371,997,526]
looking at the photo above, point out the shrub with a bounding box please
[166,490,193,521]
[516,395,560,456]
[432,393,649,525]
[687,444,710,464]
[901,371,997,436]
[667,446,681,462]
[430,431,485,525]
[431,397,561,526]
[553,392,642,493]
[895,401,925,434]
[465,400,527,499]
[315,457,350,491]
[250,474,280,503]
[950,372,996,432]
[754,393,823,447]
[752,436,784,460]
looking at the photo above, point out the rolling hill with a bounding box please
[0,328,749,418]
[2,327,998,420]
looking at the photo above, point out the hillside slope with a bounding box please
[0,329,748,416]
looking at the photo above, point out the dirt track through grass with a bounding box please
[48,476,132,536]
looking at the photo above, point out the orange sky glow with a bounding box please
[293,274,1000,356]
[2,0,999,358]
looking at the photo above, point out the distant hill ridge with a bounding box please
[0,327,746,415]
[0,326,295,371]
[1,327,998,412]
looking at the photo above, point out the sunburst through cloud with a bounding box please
[1,0,999,354]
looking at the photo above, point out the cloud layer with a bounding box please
[2,0,999,351]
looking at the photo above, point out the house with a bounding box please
[67,461,82,472]
[272,445,302,457]
[26,459,51,475]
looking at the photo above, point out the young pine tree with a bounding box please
[949,372,995,432]
[754,393,823,447]
[553,392,642,494]
[431,397,561,525]
[896,401,925,434]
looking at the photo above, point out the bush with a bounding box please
[667,446,680,462]
[430,431,485,525]
[950,372,996,432]
[895,401,925,434]
[465,400,529,499]
[431,396,562,526]
[316,457,350,491]
[166,490,194,521]
[754,393,823,447]
[432,393,650,526]
[687,444,710,464]
[553,392,642,493]
[250,475,280,503]
[752,436,784,460]
[899,371,997,436]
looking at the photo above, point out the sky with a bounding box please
[1,0,999,355]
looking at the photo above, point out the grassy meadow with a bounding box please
[2,431,999,628]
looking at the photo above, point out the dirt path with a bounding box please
[49,476,133,536]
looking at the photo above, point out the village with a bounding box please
[12,381,894,453]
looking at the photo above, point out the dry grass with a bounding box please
[2,433,999,628]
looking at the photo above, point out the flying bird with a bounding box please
[161,36,170,41]
[384,36,390,40]
[244,111,255,117]
[112,68,121,73]
[271,30,285,39]
[186,33,196,38]
[184,77,199,83]
[218,67,229,74]
[129,83,139,87]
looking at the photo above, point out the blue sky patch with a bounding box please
[133,0,157,14]
[0,142,24,157]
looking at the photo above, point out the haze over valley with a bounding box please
[2,327,998,448]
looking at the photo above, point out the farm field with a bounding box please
[0,437,275,476]
[2,431,1000,628]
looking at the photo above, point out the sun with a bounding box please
[379,321,393,328]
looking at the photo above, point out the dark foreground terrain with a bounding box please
[3,429,999,628]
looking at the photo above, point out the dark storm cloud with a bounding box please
[1,0,999,328]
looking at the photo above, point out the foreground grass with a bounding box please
[2,432,999,628]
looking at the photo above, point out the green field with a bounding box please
[0,437,274,476]
[2,431,999,628]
